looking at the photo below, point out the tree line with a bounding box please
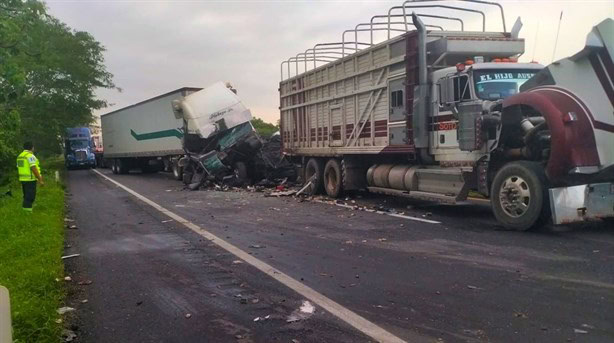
[0,0,115,184]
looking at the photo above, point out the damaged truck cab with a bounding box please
[172,82,262,189]
[279,0,614,230]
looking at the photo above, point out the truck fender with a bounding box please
[502,86,600,183]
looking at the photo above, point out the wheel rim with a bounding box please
[499,175,531,218]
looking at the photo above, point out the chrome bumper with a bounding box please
[549,183,614,225]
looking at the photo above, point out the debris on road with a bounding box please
[61,254,81,260]
[64,218,75,222]
[232,260,244,264]
[64,276,72,282]
[62,329,77,342]
[574,328,588,334]
[68,225,78,230]
[185,313,192,319]
[57,306,75,315]
[78,280,93,286]
[287,301,315,323]
[249,244,265,249]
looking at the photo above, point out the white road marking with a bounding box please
[313,199,441,224]
[92,170,420,343]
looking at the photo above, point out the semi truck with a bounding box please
[101,87,201,176]
[279,0,614,230]
[64,127,97,169]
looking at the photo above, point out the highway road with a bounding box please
[63,169,614,342]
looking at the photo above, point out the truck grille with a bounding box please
[76,151,87,161]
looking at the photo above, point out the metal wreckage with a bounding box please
[171,82,296,190]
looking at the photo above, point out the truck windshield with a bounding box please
[473,69,538,100]
[69,140,89,149]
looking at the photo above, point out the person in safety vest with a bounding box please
[16,142,44,212]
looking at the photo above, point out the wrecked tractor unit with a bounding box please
[172,82,262,190]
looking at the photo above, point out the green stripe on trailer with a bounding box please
[130,128,183,141]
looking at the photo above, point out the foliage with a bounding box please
[251,117,279,139]
[0,157,66,343]
[0,0,115,184]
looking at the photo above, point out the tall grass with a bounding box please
[0,156,65,342]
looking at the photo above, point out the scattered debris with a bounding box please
[64,218,75,222]
[185,313,192,319]
[513,312,528,318]
[175,204,186,208]
[240,298,248,304]
[232,260,244,264]
[68,225,78,230]
[581,324,595,329]
[249,244,265,249]
[287,301,315,323]
[57,306,75,315]
[574,328,588,334]
[378,238,387,242]
[61,254,81,260]
[162,219,173,223]
[81,299,88,304]
[78,280,93,286]
[136,300,143,306]
[62,329,77,342]
[251,298,260,304]
[64,276,72,282]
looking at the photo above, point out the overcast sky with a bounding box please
[46,0,613,124]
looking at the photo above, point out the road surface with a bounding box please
[63,169,614,342]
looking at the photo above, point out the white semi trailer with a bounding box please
[101,87,201,176]
[279,0,614,230]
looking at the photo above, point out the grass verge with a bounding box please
[0,156,65,343]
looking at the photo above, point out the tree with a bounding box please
[0,0,116,183]
[251,117,279,139]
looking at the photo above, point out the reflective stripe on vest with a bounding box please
[16,151,39,182]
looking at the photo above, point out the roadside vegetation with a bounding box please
[0,156,66,343]
[0,0,116,185]
[251,117,279,139]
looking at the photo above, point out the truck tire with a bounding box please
[233,161,249,186]
[111,159,118,174]
[304,158,324,195]
[491,161,550,231]
[172,160,183,180]
[182,164,195,185]
[324,159,343,198]
[117,158,129,174]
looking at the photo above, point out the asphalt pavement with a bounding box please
[63,168,614,343]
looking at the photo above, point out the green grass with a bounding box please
[0,156,66,342]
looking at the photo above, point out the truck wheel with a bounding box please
[304,158,324,195]
[182,164,195,185]
[233,161,249,186]
[172,161,183,180]
[324,159,343,198]
[491,161,550,231]
[117,159,129,174]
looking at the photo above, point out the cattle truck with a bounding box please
[101,87,202,176]
[279,0,614,230]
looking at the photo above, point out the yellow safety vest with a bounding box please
[16,150,40,182]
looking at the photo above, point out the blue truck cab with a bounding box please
[65,127,96,169]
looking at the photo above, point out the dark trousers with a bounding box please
[21,181,37,209]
